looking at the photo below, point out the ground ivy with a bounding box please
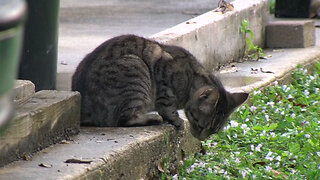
[172,63,320,179]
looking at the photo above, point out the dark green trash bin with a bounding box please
[19,0,60,91]
[0,0,26,130]
[275,0,311,18]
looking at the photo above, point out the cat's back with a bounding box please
[72,35,142,91]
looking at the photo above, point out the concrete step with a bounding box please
[0,90,80,167]
[0,115,200,180]
[266,20,315,48]
[13,80,35,104]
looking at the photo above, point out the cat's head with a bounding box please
[185,84,248,141]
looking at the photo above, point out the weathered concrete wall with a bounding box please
[152,0,269,70]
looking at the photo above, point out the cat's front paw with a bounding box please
[172,118,185,130]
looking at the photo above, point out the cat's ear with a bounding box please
[227,92,249,110]
[199,88,220,113]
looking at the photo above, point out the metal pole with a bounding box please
[19,0,60,91]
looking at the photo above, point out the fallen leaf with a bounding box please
[65,158,92,164]
[158,161,165,173]
[39,163,52,168]
[271,169,289,179]
[273,49,284,53]
[22,155,32,161]
[60,140,70,144]
[260,68,274,74]
[60,61,68,65]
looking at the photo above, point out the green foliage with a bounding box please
[170,62,320,179]
[269,0,276,14]
[240,19,265,60]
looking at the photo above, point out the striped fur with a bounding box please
[72,35,248,140]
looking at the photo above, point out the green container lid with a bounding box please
[0,0,26,31]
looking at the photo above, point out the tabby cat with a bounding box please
[72,35,248,140]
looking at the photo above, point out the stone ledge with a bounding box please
[13,80,35,104]
[0,116,200,180]
[0,90,80,167]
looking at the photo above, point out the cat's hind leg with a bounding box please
[122,112,163,126]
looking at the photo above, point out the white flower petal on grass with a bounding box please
[250,106,257,112]
[253,90,261,95]
[291,169,296,174]
[301,108,307,112]
[208,167,213,173]
[287,94,293,99]
[172,174,178,180]
[233,134,238,138]
[317,152,320,157]
[241,170,246,178]
[273,81,278,86]
[309,75,315,80]
[252,175,256,179]
[281,111,285,115]
[255,144,262,152]
[245,118,250,122]
[304,90,310,96]
[291,113,296,118]
[198,161,206,168]
[265,166,272,171]
[230,120,239,127]
[315,88,319,93]
[305,134,311,138]
[266,102,275,108]
[235,158,241,163]
[265,152,274,161]
[219,169,225,174]
[223,125,230,131]
[241,124,248,129]
[275,155,281,161]
[250,144,254,151]
[270,132,276,138]
[265,114,269,121]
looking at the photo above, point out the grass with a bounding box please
[170,63,320,179]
